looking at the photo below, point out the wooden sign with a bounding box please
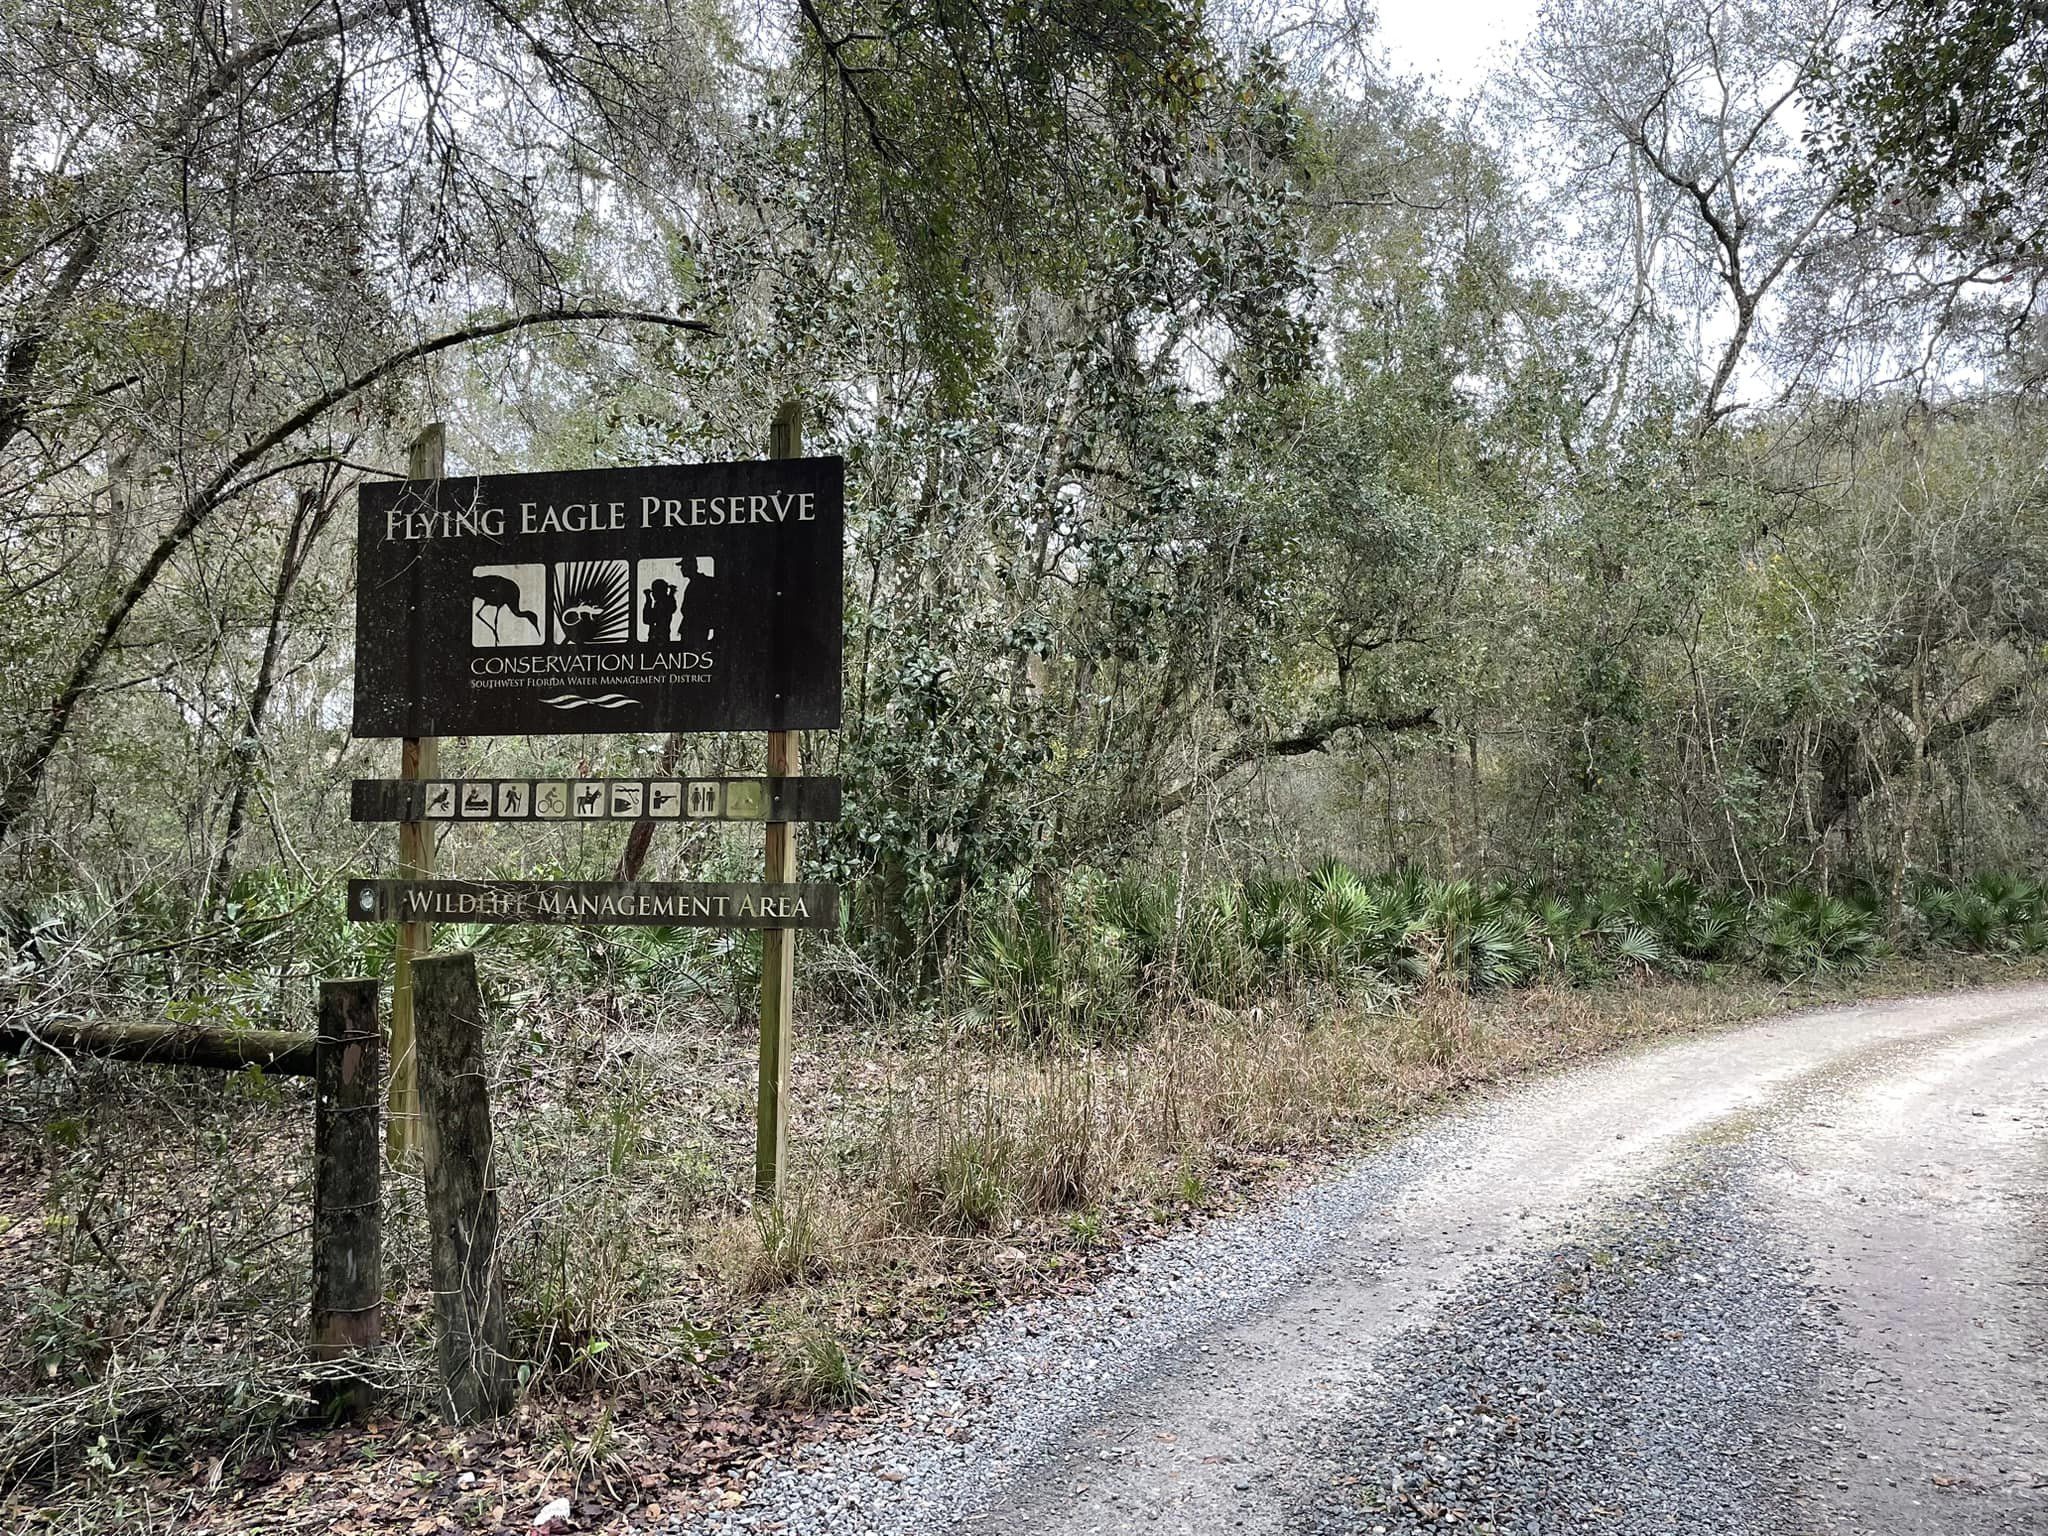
[349,776,840,824]
[346,879,839,929]
[351,458,843,738]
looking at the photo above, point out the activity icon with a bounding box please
[534,782,568,819]
[461,782,493,817]
[648,781,682,818]
[725,779,766,820]
[425,782,457,818]
[551,561,631,645]
[572,782,607,818]
[471,565,544,647]
[497,782,530,817]
[636,557,710,642]
[609,782,645,818]
[686,781,722,819]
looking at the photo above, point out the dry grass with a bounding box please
[1,952,2040,1529]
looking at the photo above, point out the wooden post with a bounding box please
[413,950,513,1423]
[389,424,445,1162]
[312,979,382,1412]
[756,400,802,1204]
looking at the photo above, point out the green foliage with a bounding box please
[1755,888,1887,979]
[945,857,2047,1036]
[1820,0,2048,264]
[1911,874,2048,954]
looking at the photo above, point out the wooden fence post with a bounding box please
[756,399,802,1204]
[413,950,513,1423]
[312,978,383,1412]
[389,423,445,1163]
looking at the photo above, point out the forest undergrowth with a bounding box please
[2,864,2045,1531]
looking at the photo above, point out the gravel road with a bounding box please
[686,985,2048,1536]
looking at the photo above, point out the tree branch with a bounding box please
[0,308,713,849]
[1151,706,1439,829]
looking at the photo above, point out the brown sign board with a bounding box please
[351,457,843,738]
[346,879,839,929]
[349,776,840,824]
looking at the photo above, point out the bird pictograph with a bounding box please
[473,572,540,643]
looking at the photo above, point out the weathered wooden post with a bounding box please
[311,978,383,1411]
[413,950,513,1423]
[388,424,445,1164]
[755,400,802,1204]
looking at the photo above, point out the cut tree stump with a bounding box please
[412,950,513,1422]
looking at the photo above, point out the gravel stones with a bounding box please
[683,1134,1455,1535]
[1289,1154,1833,1536]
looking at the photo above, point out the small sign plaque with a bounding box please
[347,878,839,929]
[351,457,844,738]
[349,776,840,824]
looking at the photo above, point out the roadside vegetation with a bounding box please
[4,0,2047,1529]
[4,862,2044,1529]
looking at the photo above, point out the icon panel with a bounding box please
[471,564,545,647]
[725,779,766,820]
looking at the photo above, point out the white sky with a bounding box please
[1372,0,1544,91]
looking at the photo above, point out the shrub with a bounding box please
[1757,887,1886,977]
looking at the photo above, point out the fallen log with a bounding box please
[0,1017,319,1075]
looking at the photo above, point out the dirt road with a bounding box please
[699,986,2048,1535]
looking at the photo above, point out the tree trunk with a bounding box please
[205,485,334,914]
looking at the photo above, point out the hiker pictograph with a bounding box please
[471,565,544,646]
[635,556,713,642]
[642,580,678,642]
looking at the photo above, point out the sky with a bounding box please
[1371,0,1545,92]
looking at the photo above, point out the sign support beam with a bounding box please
[756,400,802,1204]
[389,422,444,1164]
